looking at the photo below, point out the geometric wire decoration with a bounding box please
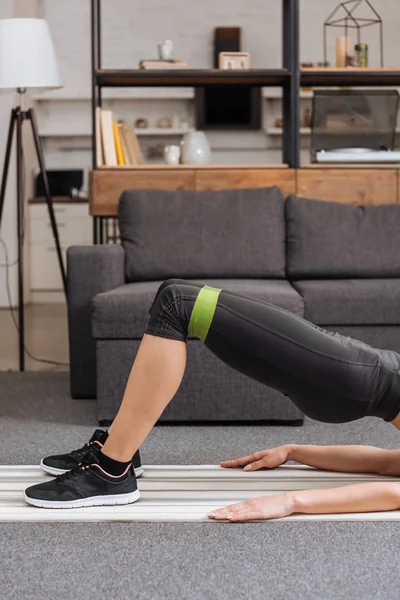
[323,0,383,67]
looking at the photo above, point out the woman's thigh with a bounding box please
[204,291,381,423]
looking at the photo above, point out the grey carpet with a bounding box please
[1,371,400,600]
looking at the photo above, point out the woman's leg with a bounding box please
[103,334,186,461]
[103,279,400,462]
[104,279,202,461]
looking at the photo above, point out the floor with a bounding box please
[2,371,400,599]
[0,303,69,371]
[2,306,400,598]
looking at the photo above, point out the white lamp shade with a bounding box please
[0,18,62,90]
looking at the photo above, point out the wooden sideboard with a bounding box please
[89,164,400,217]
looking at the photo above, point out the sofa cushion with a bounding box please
[118,187,286,281]
[92,279,304,339]
[286,195,400,278]
[293,279,400,325]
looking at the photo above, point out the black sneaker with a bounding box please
[40,429,144,478]
[24,449,140,509]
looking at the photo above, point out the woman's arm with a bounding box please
[288,444,392,475]
[221,444,397,475]
[208,482,400,521]
[290,481,400,516]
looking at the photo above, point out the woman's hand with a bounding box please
[220,445,292,472]
[207,493,294,522]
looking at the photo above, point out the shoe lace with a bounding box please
[57,448,97,483]
[70,439,102,461]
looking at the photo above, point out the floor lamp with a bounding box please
[0,18,66,371]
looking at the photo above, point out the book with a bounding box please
[128,124,144,165]
[113,122,125,166]
[118,120,138,166]
[118,122,130,165]
[95,107,104,167]
[118,121,144,165]
[139,59,184,64]
[100,109,118,166]
[139,59,187,70]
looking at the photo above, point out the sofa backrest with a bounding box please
[118,187,286,281]
[286,195,400,279]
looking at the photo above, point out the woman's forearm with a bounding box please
[288,444,389,474]
[289,482,400,515]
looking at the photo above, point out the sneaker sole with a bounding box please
[40,460,144,479]
[23,488,141,509]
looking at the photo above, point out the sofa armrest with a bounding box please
[67,245,125,399]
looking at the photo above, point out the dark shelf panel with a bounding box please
[301,68,400,87]
[96,68,290,87]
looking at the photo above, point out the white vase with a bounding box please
[180,131,211,165]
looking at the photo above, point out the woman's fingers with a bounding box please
[220,451,267,468]
[243,459,268,471]
[221,446,290,470]
[207,494,294,522]
[207,499,266,522]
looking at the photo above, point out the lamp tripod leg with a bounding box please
[16,107,25,372]
[0,109,25,371]
[27,108,67,296]
[0,109,17,231]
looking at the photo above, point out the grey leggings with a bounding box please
[146,279,400,424]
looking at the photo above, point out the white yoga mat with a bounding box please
[2,465,400,523]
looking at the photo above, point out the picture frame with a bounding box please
[219,52,251,70]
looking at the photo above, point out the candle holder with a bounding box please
[323,0,383,67]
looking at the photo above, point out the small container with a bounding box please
[164,145,181,165]
[346,54,360,67]
[355,43,368,67]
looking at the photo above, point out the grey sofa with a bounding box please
[67,187,400,425]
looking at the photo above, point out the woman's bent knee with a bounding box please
[146,282,189,341]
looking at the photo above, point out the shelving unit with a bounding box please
[90,0,400,243]
[91,0,300,242]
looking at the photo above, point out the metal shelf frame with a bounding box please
[90,0,301,242]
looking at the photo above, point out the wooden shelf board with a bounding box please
[29,197,88,204]
[95,163,289,170]
[301,68,400,87]
[96,69,289,87]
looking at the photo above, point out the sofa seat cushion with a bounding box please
[118,187,286,281]
[293,279,400,325]
[92,279,304,339]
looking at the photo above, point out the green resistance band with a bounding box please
[188,285,222,342]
